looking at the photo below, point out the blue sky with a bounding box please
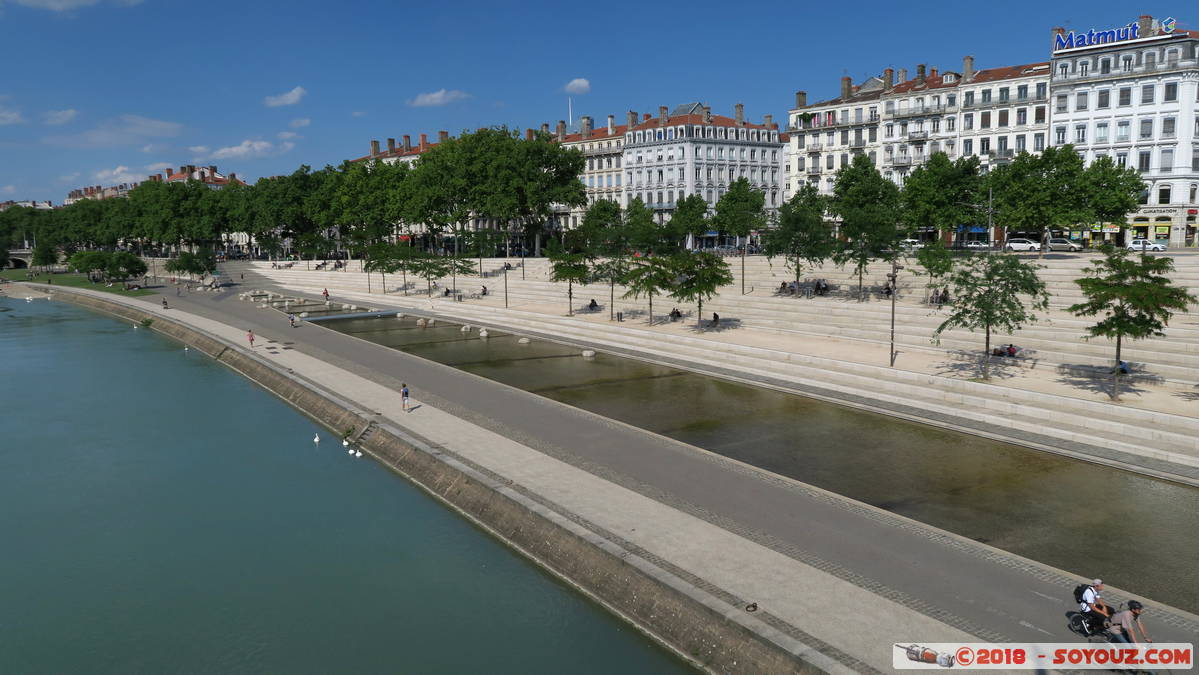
[0,0,1188,202]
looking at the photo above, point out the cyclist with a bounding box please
[1110,601,1153,645]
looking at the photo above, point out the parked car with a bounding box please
[899,238,924,250]
[1047,237,1082,252]
[962,240,992,250]
[1004,238,1041,252]
[1127,239,1167,252]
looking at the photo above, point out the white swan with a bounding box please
[354,450,362,458]
[342,439,349,447]
[313,433,320,444]
[346,447,353,455]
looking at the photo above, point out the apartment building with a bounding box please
[552,115,627,230]
[622,102,786,223]
[1050,14,1199,246]
[788,77,885,196]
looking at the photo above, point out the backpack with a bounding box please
[1073,584,1092,604]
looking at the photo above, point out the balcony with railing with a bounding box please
[850,138,867,148]
[890,154,913,166]
[806,166,822,175]
[888,104,957,118]
[805,143,823,152]
[907,130,929,142]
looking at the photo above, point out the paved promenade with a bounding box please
[24,282,1199,672]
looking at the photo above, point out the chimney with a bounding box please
[763,114,773,128]
[540,123,550,134]
[403,134,412,151]
[930,67,938,79]
[370,140,380,157]
[555,120,566,140]
[916,64,926,84]
[840,76,852,99]
[165,167,173,177]
[419,133,428,150]
[526,128,534,141]
[1138,14,1153,37]
[897,68,907,83]
[581,115,593,139]
[438,130,449,143]
[607,114,615,134]
[208,165,217,177]
[795,91,808,108]
[735,103,745,125]
[643,113,651,121]
[658,105,669,127]
[229,173,237,183]
[627,111,637,128]
[387,138,395,153]
[962,55,975,81]
[703,105,712,123]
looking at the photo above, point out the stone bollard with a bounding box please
[581,350,596,358]
[427,319,436,326]
[460,325,471,332]
[478,329,489,338]
[517,337,530,344]
[416,318,426,327]
[395,313,404,319]
[300,312,309,318]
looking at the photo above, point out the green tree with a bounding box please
[667,251,733,327]
[69,250,110,279]
[364,241,421,295]
[764,185,836,289]
[668,193,711,248]
[622,255,675,324]
[914,239,955,299]
[934,254,1049,380]
[1069,246,1196,400]
[408,251,475,296]
[712,178,766,294]
[547,234,592,316]
[989,146,1089,253]
[580,199,630,320]
[900,153,982,238]
[106,251,148,280]
[829,154,902,300]
[1082,156,1145,228]
[32,242,58,271]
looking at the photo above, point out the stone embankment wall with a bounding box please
[52,288,826,675]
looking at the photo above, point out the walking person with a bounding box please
[288,313,296,328]
[322,288,330,302]
[161,298,168,310]
[401,382,410,412]
[247,330,255,348]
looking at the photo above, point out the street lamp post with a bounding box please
[888,259,904,367]
[503,264,509,308]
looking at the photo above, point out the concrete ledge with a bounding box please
[49,287,848,675]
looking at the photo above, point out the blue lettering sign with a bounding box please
[1053,20,1145,51]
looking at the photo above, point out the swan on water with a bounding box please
[346,447,353,455]
[354,450,362,458]
[313,434,320,444]
[342,439,349,447]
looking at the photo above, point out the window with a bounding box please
[1016,108,1027,125]
[998,136,1009,151]
[1075,125,1087,143]
[885,123,894,138]
[999,87,1010,102]
[1076,92,1088,111]
[982,89,992,103]
[1055,126,1067,145]
[840,153,849,168]
[1163,118,1176,138]
[1119,87,1132,106]
[1141,84,1155,104]
[1035,106,1046,124]
[1017,85,1028,100]
[947,94,957,107]
[998,110,1009,127]
[826,155,834,169]
[1117,121,1130,142]
[1162,148,1174,173]
[1055,94,1068,112]
[1100,58,1111,74]
[1192,184,1198,201]
[980,138,990,154]
[963,139,973,155]
[868,127,877,142]
[1016,135,1026,152]
[946,117,956,132]
[1138,151,1151,172]
[1058,63,1069,78]
[1160,185,1172,203]
[964,91,975,105]
[963,113,974,130]
[1080,60,1090,76]
[1194,149,1199,172]
[1122,56,1133,72]
[1035,82,1047,99]
[1097,122,1109,143]
[1140,119,1153,139]
[1117,152,1127,167]
[981,112,991,129]
[1097,90,1110,109]
[1165,82,1178,102]
[1034,133,1045,151]
[931,119,940,132]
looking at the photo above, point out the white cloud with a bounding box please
[264,86,306,107]
[206,138,294,161]
[44,114,181,147]
[144,162,172,172]
[564,78,591,95]
[408,88,469,107]
[289,117,310,128]
[93,165,143,185]
[187,145,209,154]
[351,111,367,117]
[0,103,23,125]
[1,185,15,194]
[277,131,297,140]
[43,109,78,125]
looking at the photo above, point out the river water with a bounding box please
[0,297,690,674]
[324,315,1199,613]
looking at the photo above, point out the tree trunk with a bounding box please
[698,298,703,328]
[648,292,653,325]
[609,281,615,321]
[983,325,992,380]
[741,244,746,295]
[402,269,408,296]
[567,281,573,316]
[381,271,387,294]
[1111,334,1123,401]
[858,264,865,302]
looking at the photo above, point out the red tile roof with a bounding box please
[561,123,628,144]
[968,61,1050,83]
[349,143,440,164]
[628,113,780,134]
[165,170,246,186]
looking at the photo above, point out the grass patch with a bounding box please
[1,268,156,296]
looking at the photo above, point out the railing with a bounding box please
[888,104,957,118]
[806,166,822,175]
[890,155,913,166]
[907,130,929,141]
[805,143,823,152]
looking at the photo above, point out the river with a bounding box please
[0,297,690,674]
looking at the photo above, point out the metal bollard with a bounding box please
[616,311,623,322]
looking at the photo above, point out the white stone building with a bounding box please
[1049,14,1199,247]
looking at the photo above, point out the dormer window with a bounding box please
[943,73,956,83]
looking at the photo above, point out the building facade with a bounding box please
[622,102,786,223]
[1050,14,1199,247]
[553,115,627,230]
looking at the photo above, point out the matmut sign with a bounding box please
[1054,17,1176,51]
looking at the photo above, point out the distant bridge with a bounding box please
[6,249,31,268]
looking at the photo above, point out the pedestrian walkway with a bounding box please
[27,282,1199,672]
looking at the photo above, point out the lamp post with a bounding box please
[888,259,904,367]
[503,264,509,308]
